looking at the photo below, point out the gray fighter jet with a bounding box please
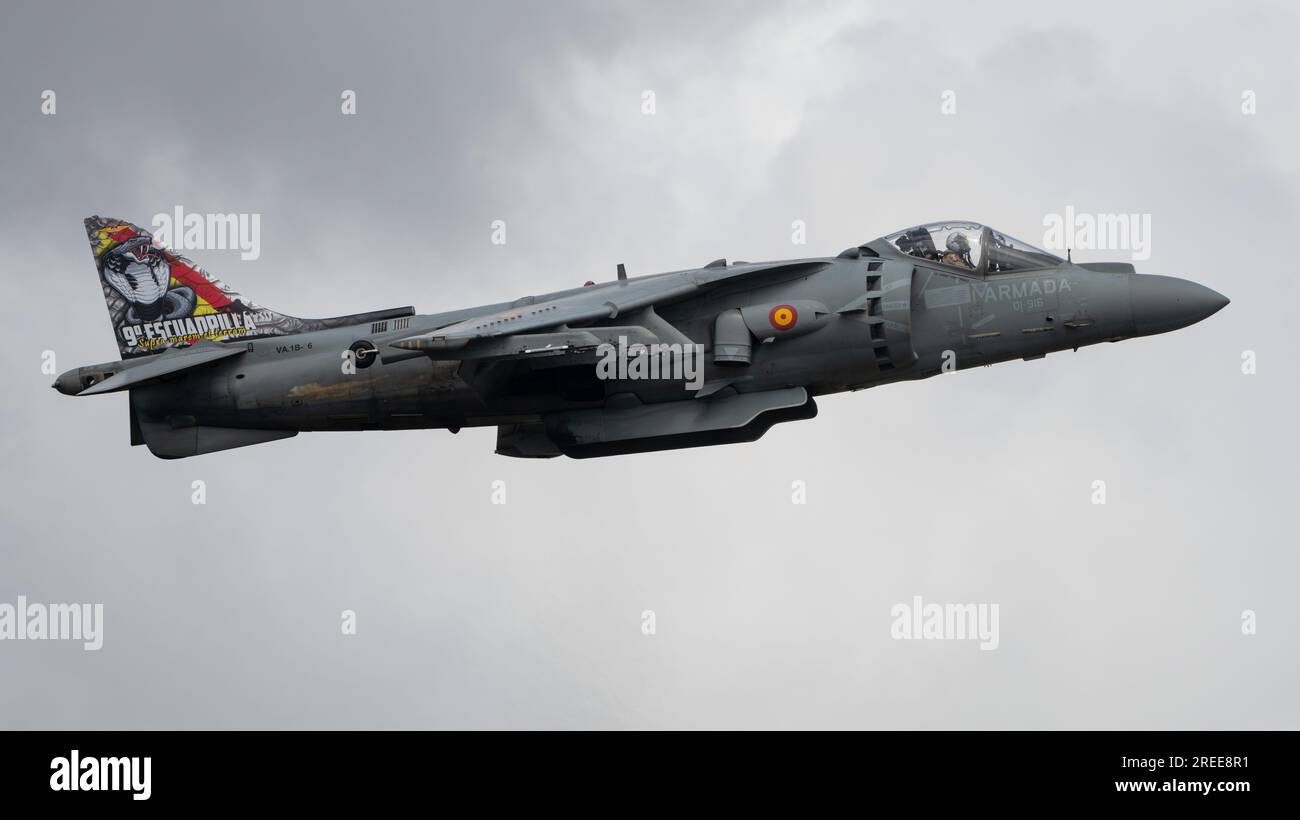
[56,217,1227,459]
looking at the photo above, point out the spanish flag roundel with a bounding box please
[769,304,798,331]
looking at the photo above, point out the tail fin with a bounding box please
[85,216,415,358]
[87,216,304,358]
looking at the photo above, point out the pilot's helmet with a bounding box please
[946,232,971,254]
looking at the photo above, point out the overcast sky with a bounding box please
[1,0,1296,728]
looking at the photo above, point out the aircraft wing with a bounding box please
[391,259,828,351]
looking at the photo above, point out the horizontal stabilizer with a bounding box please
[78,343,246,396]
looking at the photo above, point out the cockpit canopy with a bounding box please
[881,222,1063,274]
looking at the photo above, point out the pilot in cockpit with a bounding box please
[940,232,974,269]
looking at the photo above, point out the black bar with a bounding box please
[2,730,1284,808]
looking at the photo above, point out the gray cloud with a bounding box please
[0,0,1295,728]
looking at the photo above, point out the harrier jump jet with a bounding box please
[55,217,1227,459]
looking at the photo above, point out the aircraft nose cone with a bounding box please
[1130,275,1229,336]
